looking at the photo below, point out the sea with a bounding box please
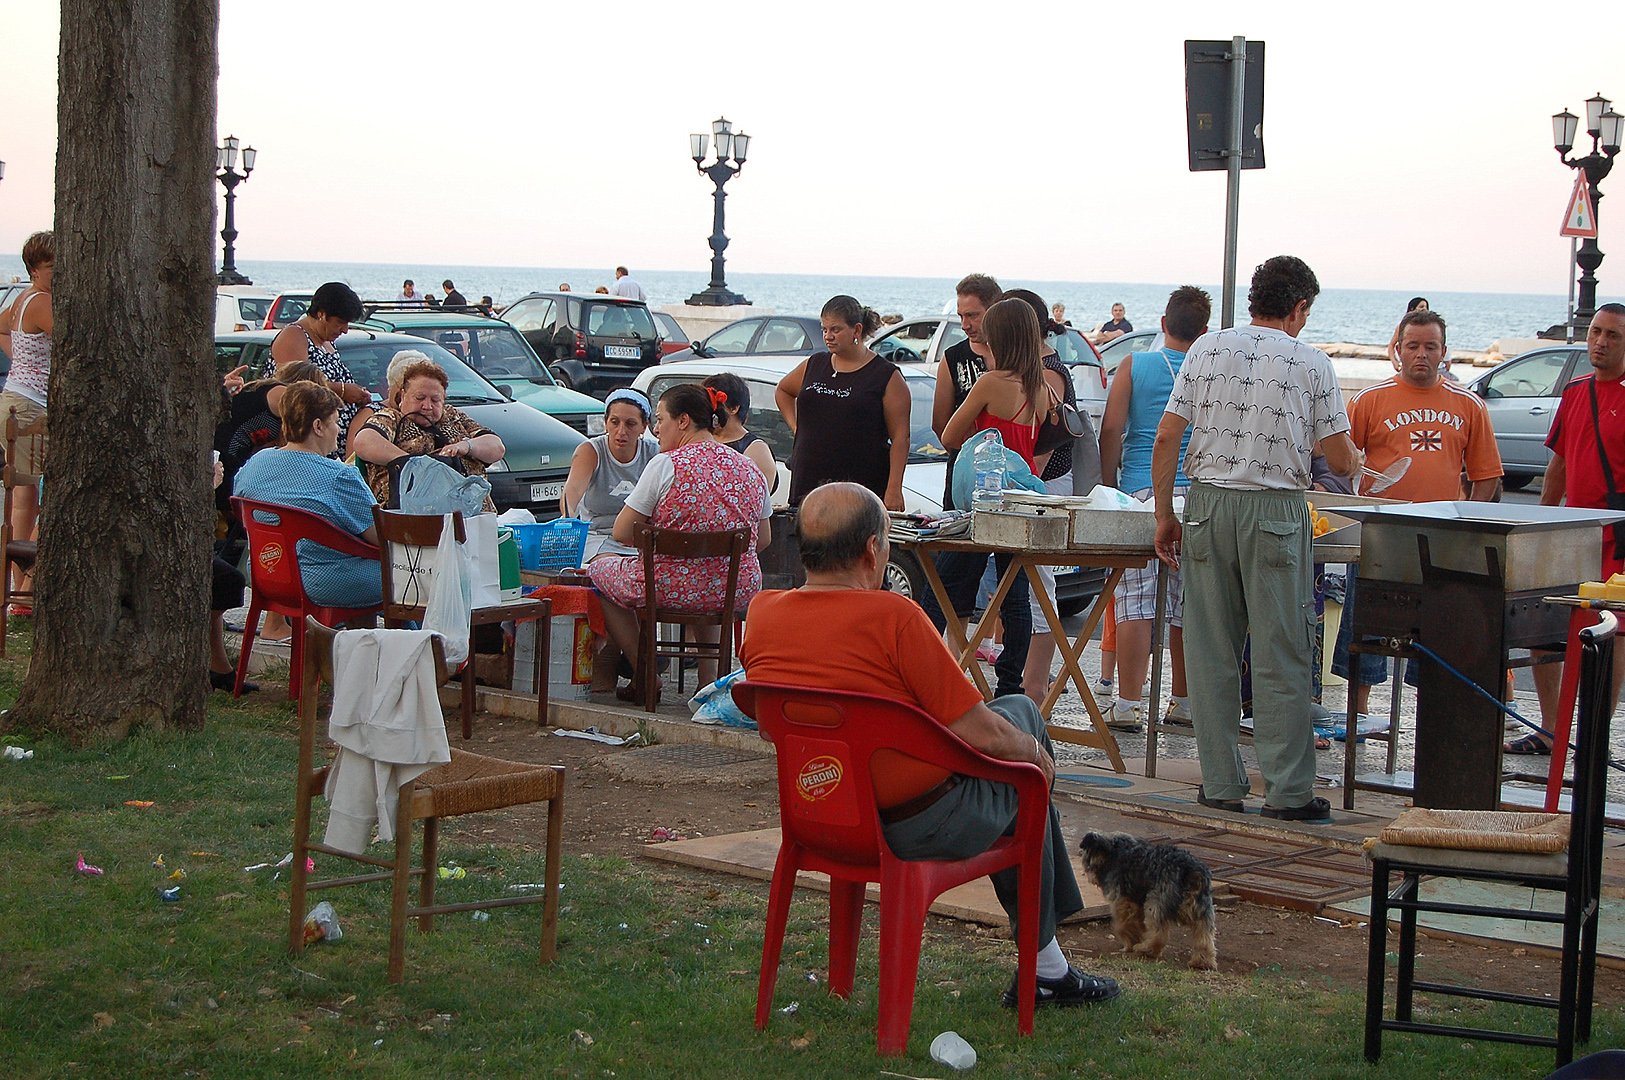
[4,255,1617,352]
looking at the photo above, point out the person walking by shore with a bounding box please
[1152,256,1361,822]
[611,266,647,303]
[1099,285,1210,731]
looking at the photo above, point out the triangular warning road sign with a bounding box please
[1562,174,1598,238]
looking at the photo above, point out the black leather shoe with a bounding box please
[1002,965,1121,1008]
[1261,796,1332,822]
[1197,791,1245,813]
[211,670,257,694]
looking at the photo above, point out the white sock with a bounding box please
[1036,937,1070,980]
[1114,696,1138,713]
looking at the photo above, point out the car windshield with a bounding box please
[1050,328,1101,368]
[585,302,657,340]
[272,295,310,326]
[406,325,556,385]
[336,337,506,405]
[237,297,274,324]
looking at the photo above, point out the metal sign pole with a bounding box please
[1220,36,1246,329]
[1569,237,1578,343]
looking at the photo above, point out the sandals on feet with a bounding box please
[1504,734,1552,756]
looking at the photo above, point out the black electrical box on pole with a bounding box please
[1185,38,1265,328]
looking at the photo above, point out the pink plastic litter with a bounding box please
[75,853,103,876]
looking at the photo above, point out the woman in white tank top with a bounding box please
[0,231,54,611]
[559,389,660,559]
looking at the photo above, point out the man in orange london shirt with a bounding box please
[1341,308,1503,718]
[741,483,1120,1010]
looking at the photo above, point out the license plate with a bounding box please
[602,345,640,360]
[530,481,564,502]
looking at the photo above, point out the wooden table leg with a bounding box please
[918,547,992,700]
[1041,564,1127,774]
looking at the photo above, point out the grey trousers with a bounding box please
[881,695,1083,949]
[1180,480,1318,807]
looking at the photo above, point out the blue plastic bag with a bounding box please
[396,456,492,519]
[951,429,1047,510]
[689,669,755,729]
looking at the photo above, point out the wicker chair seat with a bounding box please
[411,750,564,818]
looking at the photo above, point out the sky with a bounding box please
[2,1,1625,296]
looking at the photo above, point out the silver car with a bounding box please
[1467,344,1590,490]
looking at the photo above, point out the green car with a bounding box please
[355,305,608,436]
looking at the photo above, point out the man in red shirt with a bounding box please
[1519,303,1625,754]
[742,483,1119,1009]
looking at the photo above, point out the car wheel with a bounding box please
[884,549,927,601]
[1502,472,1534,492]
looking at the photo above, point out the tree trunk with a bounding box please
[4,1,220,744]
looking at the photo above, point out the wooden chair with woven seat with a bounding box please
[287,617,565,983]
[0,407,45,658]
[373,507,553,739]
[632,523,750,712]
[1363,610,1616,1070]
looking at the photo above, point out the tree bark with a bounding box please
[4,1,220,743]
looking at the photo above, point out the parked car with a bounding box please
[1467,343,1590,489]
[355,304,606,436]
[658,315,824,365]
[214,329,585,518]
[631,355,1103,614]
[881,314,1109,428]
[650,311,690,357]
[1097,330,1157,375]
[263,290,315,329]
[215,285,278,335]
[499,291,662,396]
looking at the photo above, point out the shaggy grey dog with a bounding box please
[1077,832,1218,970]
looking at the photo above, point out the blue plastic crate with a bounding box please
[514,519,588,572]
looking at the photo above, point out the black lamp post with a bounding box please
[215,135,257,286]
[686,117,751,306]
[1554,94,1623,331]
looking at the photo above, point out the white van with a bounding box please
[215,286,278,334]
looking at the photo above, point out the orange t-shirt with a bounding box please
[1347,377,1503,501]
[740,588,986,808]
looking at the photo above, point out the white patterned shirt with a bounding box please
[1166,325,1348,491]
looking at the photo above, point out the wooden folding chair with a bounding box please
[287,617,565,982]
[633,523,749,712]
[0,406,45,657]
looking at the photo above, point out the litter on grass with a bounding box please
[3,746,34,761]
[437,866,466,880]
[123,800,155,808]
[553,726,640,747]
[74,853,103,876]
[158,886,181,902]
[302,901,342,945]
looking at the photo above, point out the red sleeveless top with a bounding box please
[975,405,1040,470]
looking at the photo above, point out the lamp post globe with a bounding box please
[685,116,751,307]
[215,134,256,286]
[1555,95,1618,332]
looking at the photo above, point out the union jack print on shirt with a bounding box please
[1410,429,1442,452]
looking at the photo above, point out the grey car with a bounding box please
[1468,344,1591,489]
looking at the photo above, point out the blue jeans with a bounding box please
[918,550,1031,697]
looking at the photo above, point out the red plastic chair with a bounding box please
[731,681,1050,1057]
[231,496,382,699]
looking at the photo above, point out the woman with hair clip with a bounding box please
[941,298,1070,700]
[776,294,911,509]
[587,383,773,703]
[703,371,777,493]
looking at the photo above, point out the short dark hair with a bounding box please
[1596,303,1625,319]
[955,273,1002,307]
[442,279,455,290]
[1247,256,1320,320]
[1002,288,1061,337]
[20,231,53,273]
[703,371,751,423]
[402,279,414,288]
[798,483,886,572]
[659,382,726,432]
[309,281,364,322]
[1164,286,1212,341]
[821,294,880,337]
[1396,309,1447,347]
[616,266,629,276]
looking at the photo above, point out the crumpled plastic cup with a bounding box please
[930,1030,977,1070]
[302,901,343,945]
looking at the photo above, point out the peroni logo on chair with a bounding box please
[797,757,843,801]
[258,542,283,574]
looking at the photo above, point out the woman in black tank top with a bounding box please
[775,295,911,508]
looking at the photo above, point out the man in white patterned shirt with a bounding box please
[1150,256,1363,822]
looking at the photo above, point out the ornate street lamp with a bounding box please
[685,116,751,306]
[1554,94,1620,330]
[215,134,257,285]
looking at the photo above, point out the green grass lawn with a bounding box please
[0,628,1617,1078]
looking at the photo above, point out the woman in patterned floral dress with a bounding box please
[587,384,772,702]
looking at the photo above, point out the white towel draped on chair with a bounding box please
[323,628,452,853]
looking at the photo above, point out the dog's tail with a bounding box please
[1181,865,1218,971]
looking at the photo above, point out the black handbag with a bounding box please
[1585,378,1625,549]
[1034,382,1086,456]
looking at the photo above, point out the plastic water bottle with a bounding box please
[930,1030,977,1070]
[972,430,1005,511]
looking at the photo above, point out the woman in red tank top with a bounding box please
[941,298,1066,470]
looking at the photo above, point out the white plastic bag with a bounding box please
[689,669,754,729]
[424,513,473,668]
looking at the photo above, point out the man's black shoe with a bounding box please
[210,670,257,694]
[1197,791,1245,813]
[1261,796,1332,822]
[1002,965,1121,1008]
